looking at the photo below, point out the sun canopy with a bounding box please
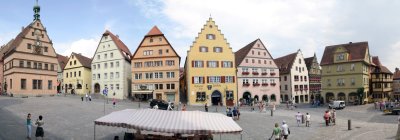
[94,109,242,134]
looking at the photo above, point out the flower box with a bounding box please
[243,83,250,87]
[270,83,276,86]
[270,73,276,76]
[242,72,250,75]
[252,72,259,75]
[262,83,269,86]
[261,72,268,75]
[253,83,260,86]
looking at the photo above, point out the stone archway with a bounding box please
[254,95,259,102]
[284,95,289,101]
[211,90,222,105]
[337,92,346,101]
[271,94,276,102]
[326,92,334,103]
[243,92,251,105]
[94,83,100,93]
[262,95,269,102]
[349,92,358,104]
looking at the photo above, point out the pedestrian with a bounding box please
[237,107,240,120]
[182,104,186,111]
[380,101,383,111]
[374,101,378,110]
[112,98,116,108]
[269,123,281,140]
[273,103,276,112]
[232,107,238,120]
[153,104,159,109]
[81,96,84,101]
[286,101,289,109]
[332,109,336,125]
[89,95,92,101]
[167,101,173,111]
[26,113,32,139]
[281,121,290,140]
[324,111,330,126]
[205,103,208,112]
[227,108,232,117]
[295,112,302,127]
[85,93,88,101]
[305,113,311,127]
[35,115,44,140]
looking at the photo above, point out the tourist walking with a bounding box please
[281,121,290,140]
[305,113,311,127]
[232,107,238,120]
[237,107,240,120]
[205,103,208,112]
[35,115,44,140]
[269,123,281,140]
[167,101,173,111]
[332,109,336,125]
[112,98,116,108]
[324,111,330,126]
[295,112,302,127]
[85,93,88,101]
[227,108,232,117]
[26,113,32,139]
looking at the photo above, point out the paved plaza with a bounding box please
[0,95,398,140]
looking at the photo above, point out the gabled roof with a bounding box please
[56,53,69,70]
[320,42,369,65]
[235,39,257,67]
[146,26,163,36]
[371,56,392,74]
[72,52,92,69]
[102,30,132,61]
[304,57,314,69]
[394,68,400,80]
[1,22,33,60]
[274,52,298,74]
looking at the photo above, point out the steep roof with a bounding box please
[235,39,258,67]
[72,52,92,69]
[371,56,392,74]
[0,22,33,60]
[103,30,132,61]
[56,54,69,70]
[320,42,369,65]
[394,68,400,80]
[304,56,314,69]
[146,26,163,36]
[274,52,297,74]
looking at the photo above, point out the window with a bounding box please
[299,59,301,64]
[104,63,108,69]
[110,72,114,79]
[264,60,267,64]
[110,53,113,58]
[27,61,31,68]
[245,59,248,63]
[116,61,120,67]
[33,79,42,89]
[252,59,255,63]
[134,62,142,68]
[110,84,114,90]
[252,68,258,73]
[242,68,248,72]
[285,85,288,90]
[21,79,26,89]
[284,76,287,81]
[154,61,163,67]
[337,65,344,72]
[258,60,261,64]
[337,78,345,86]
[93,74,96,80]
[145,73,153,79]
[262,69,267,73]
[159,49,162,55]
[213,47,223,53]
[193,76,204,84]
[166,60,175,66]
[207,61,218,68]
[116,72,120,78]
[10,79,12,89]
[104,54,108,59]
[116,84,120,90]
[294,75,299,81]
[44,47,48,52]
[167,72,175,78]
[135,73,142,80]
[74,60,76,65]
[19,60,24,67]
[38,63,42,69]
[51,64,54,71]
[208,76,221,83]
[243,79,249,84]
[252,79,259,84]
[74,72,76,77]
[196,92,206,101]
[252,50,254,55]
[199,46,208,52]
[79,71,81,77]
[69,61,72,66]
[264,52,266,56]
[222,61,232,68]
[44,64,48,70]
[193,60,204,68]
[206,34,215,40]
[110,62,114,68]
[48,80,52,90]
[97,74,100,79]
[149,38,154,43]
[27,43,32,49]
[351,78,355,86]
[66,73,69,78]
[350,64,355,71]
[97,55,100,60]
[225,76,234,83]
[337,53,345,60]
[104,73,107,79]
[143,50,153,56]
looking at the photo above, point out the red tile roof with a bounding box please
[235,39,258,67]
[103,30,132,61]
[304,56,314,69]
[320,42,369,65]
[72,52,92,69]
[371,56,392,74]
[146,26,163,36]
[56,54,69,70]
[0,22,33,60]
[394,68,400,80]
[274,52,298,74]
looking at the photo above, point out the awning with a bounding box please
[94,109,242,134]
[132,90,153,94]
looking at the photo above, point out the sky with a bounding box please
[1,0,400,71]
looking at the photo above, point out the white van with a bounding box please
[329,101,346,109]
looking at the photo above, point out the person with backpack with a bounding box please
[269,123,281,140]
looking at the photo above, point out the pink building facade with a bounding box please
[235,39,280,105]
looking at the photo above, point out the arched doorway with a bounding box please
[243,92,251,105]
[254,95,259,102]
[349,92,358,104]
[337,93,346,101]
[94,83,100,93]
[326,92,334,103]
[262,95,269,102]
[284,95,289,102]
[211,90,222,105]
[271,94,276,102]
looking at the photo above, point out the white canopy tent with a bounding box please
[94,109,243,139]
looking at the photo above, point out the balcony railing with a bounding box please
[242,72,250,75]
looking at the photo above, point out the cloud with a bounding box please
[55,38,99,58]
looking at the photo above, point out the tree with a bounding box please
[357,87,364,105]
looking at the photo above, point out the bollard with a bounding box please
[348,119,351,130]
[271,109,273,116]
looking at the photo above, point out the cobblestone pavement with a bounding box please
[0,95,398,140]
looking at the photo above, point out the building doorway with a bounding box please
[326,92,334,103]
[338,92,346,101]
[243,92,251,105]
[94,83,100,93]
[211,90,222,105]
[254,95,259,102]
[262,95,269,102]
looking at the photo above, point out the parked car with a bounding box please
[149,99,174,110]
[329,101,346,109]
[385,107,400,115]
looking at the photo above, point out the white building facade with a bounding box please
[275,50,310,103]
[91,31,132,99]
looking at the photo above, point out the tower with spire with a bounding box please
[33,0,40,20]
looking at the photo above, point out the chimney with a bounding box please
[349,42,352,44]
[396,67,399,72]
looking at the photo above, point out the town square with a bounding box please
[1,0,400,140]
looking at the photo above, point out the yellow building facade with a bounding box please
[63,53,92,95]
[185,18,237,106]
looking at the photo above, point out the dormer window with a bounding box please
[206,34,215,40]
[337,53,345,60]
[150,38,153,43]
